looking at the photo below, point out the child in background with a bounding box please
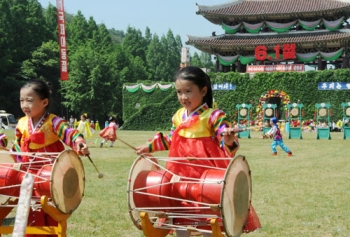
[95,120,101,131]
[99,116,118,147]
[264,117,292,156]
[77,114,92,139]
[14,79,90,237]
[135,66,259,236]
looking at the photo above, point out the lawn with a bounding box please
[1,129,349,237]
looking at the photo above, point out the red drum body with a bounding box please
[0,150,85,214]
[0,149,19,204]
[128,155,252,237]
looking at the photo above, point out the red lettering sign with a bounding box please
[56,0,68,80]
[255,44,296,60]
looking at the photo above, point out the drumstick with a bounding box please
[220,126,263,136]
[79,144,104,178]
[117,137,136,150]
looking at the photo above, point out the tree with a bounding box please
[122,26,147,62]
[108,28,124,44]
[43,3,58,41]
[190,52,202,67]
[66,11,88,50]
[146,34,164,81]
[200,52,214,70]
[61,41,120,120]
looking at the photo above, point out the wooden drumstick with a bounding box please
[79,144,104,178]
[220,126,262,136]
[117,137,137,150]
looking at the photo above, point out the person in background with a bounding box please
[90,120,95,129]
[69,115,75,128]
[77,114,92,139]
[74,118,79,128]
[95,120,101,131]
[99,116,118,147]
[264,117,292,157]
[135,66,260,237]
[14,79,90,237]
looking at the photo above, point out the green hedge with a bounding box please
[122,69,350,130]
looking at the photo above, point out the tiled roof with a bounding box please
[197,0,350,23]
[186,29,350,52]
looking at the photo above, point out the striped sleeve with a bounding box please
[209,109,239,157]
[147,132,171,152]
[52,116,84,149]
[147,117,175,152]
[0,131,8,148]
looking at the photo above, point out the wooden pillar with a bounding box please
[216,58,219,72]
[322,61,327,69]
[237,60,243,72]
[232,63,236,72]
[343,56,349,68]
[318,57,324,70]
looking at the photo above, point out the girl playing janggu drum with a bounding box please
[14,79,90,237]
[135,66,260,237]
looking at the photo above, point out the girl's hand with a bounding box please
[135,144,150,155]
[77,142,90,156]
[221,126,239,147]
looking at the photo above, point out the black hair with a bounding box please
[174,66,213,108]
[109,116,115,122]
[21,79,51,110]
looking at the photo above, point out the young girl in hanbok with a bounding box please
[14,79,90,237]
[135,66,260,237]
[99,116,118,147]
[77,114,92,139]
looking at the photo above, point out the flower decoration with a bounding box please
[257,90,291,117]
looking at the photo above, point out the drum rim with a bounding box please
[127,155,159,230]
[220,155,252,237]
[50,150,85,214]
[0,147,16,205]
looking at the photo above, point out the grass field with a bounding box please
[1,129,350,237]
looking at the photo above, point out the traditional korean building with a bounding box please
[186,0,350,73]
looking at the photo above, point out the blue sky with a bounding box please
[38,0,226,55]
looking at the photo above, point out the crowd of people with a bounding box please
[232,117,349,133]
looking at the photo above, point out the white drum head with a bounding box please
[265,108,273,117]
[240,109,248,117]
[0,148,16,205]
[318,108,327,117]
[127,155,159,230]
[291,108,299,117]
[346,107,350,117]
[51,150,85,214]
[221,155,251,237]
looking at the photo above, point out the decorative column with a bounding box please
[237,60,243,72]
[318,57,325,70]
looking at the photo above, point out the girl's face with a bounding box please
[81,115,85,121]
[175,78,207,114]
[20,87,48,122]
